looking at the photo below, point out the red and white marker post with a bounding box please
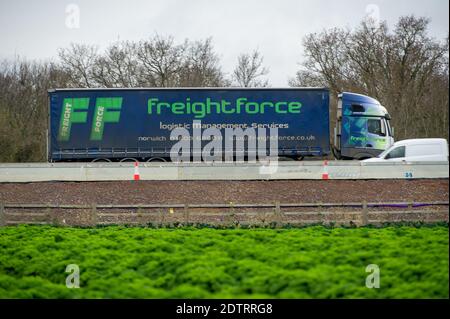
[133,161,140,181]
[321,160,329,180]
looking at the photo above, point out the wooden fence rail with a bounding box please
[1,201,448,209]
[0,201,448,227]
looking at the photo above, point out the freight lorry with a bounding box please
[48,87,394,162]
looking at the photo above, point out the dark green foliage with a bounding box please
[0,225,448,298]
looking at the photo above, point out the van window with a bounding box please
[384,146,405,159]
[368,119,385,136]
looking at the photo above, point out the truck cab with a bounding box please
[333,92,394,159]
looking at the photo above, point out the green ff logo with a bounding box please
[58,97,122,141]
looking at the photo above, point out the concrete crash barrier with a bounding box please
[0,161,448,182]
[359,161,449,179]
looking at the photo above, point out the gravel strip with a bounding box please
[0,179,448,205]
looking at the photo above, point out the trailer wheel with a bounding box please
[147,157,166,162]
[92,158,112,162]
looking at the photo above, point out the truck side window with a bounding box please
[351,104,365,112]
[380,119,386,136]
[368,119,385,136]
[384,146,405,159]
[385,119,392,136]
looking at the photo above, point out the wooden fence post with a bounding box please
[318,201,324,225]
[136,206,144,225]
[158,209,164,227]
[45,204,53,225]
[51,208,60,226]
[228,202,236,226]
[0,203,5,226]
[361,201,368,226]
[274,201,283,226]
[318,211,324,225]
[184,204,189,225]
[91,204,98,226]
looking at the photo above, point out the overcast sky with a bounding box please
[0,0,448,86]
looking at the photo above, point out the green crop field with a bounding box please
[0,225,448,298]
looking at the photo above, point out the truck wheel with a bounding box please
[147,157,166,162]
[120,158,138,162]
[92,158,112,162]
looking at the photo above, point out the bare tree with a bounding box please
[56,35,230,88]
[290,15,449,140]
[58,43,99,87]
[0,58,69,162]
[135,35,186,87]
[92,41,140,87]
[179,37,229,87]
[288,69,328,87]
[232,50,269,87]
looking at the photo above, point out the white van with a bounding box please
[362,138,449,162]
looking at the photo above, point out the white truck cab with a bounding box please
[362,138,449,162]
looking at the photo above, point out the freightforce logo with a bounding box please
[58,97,122,141]
[57,96,302,142]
